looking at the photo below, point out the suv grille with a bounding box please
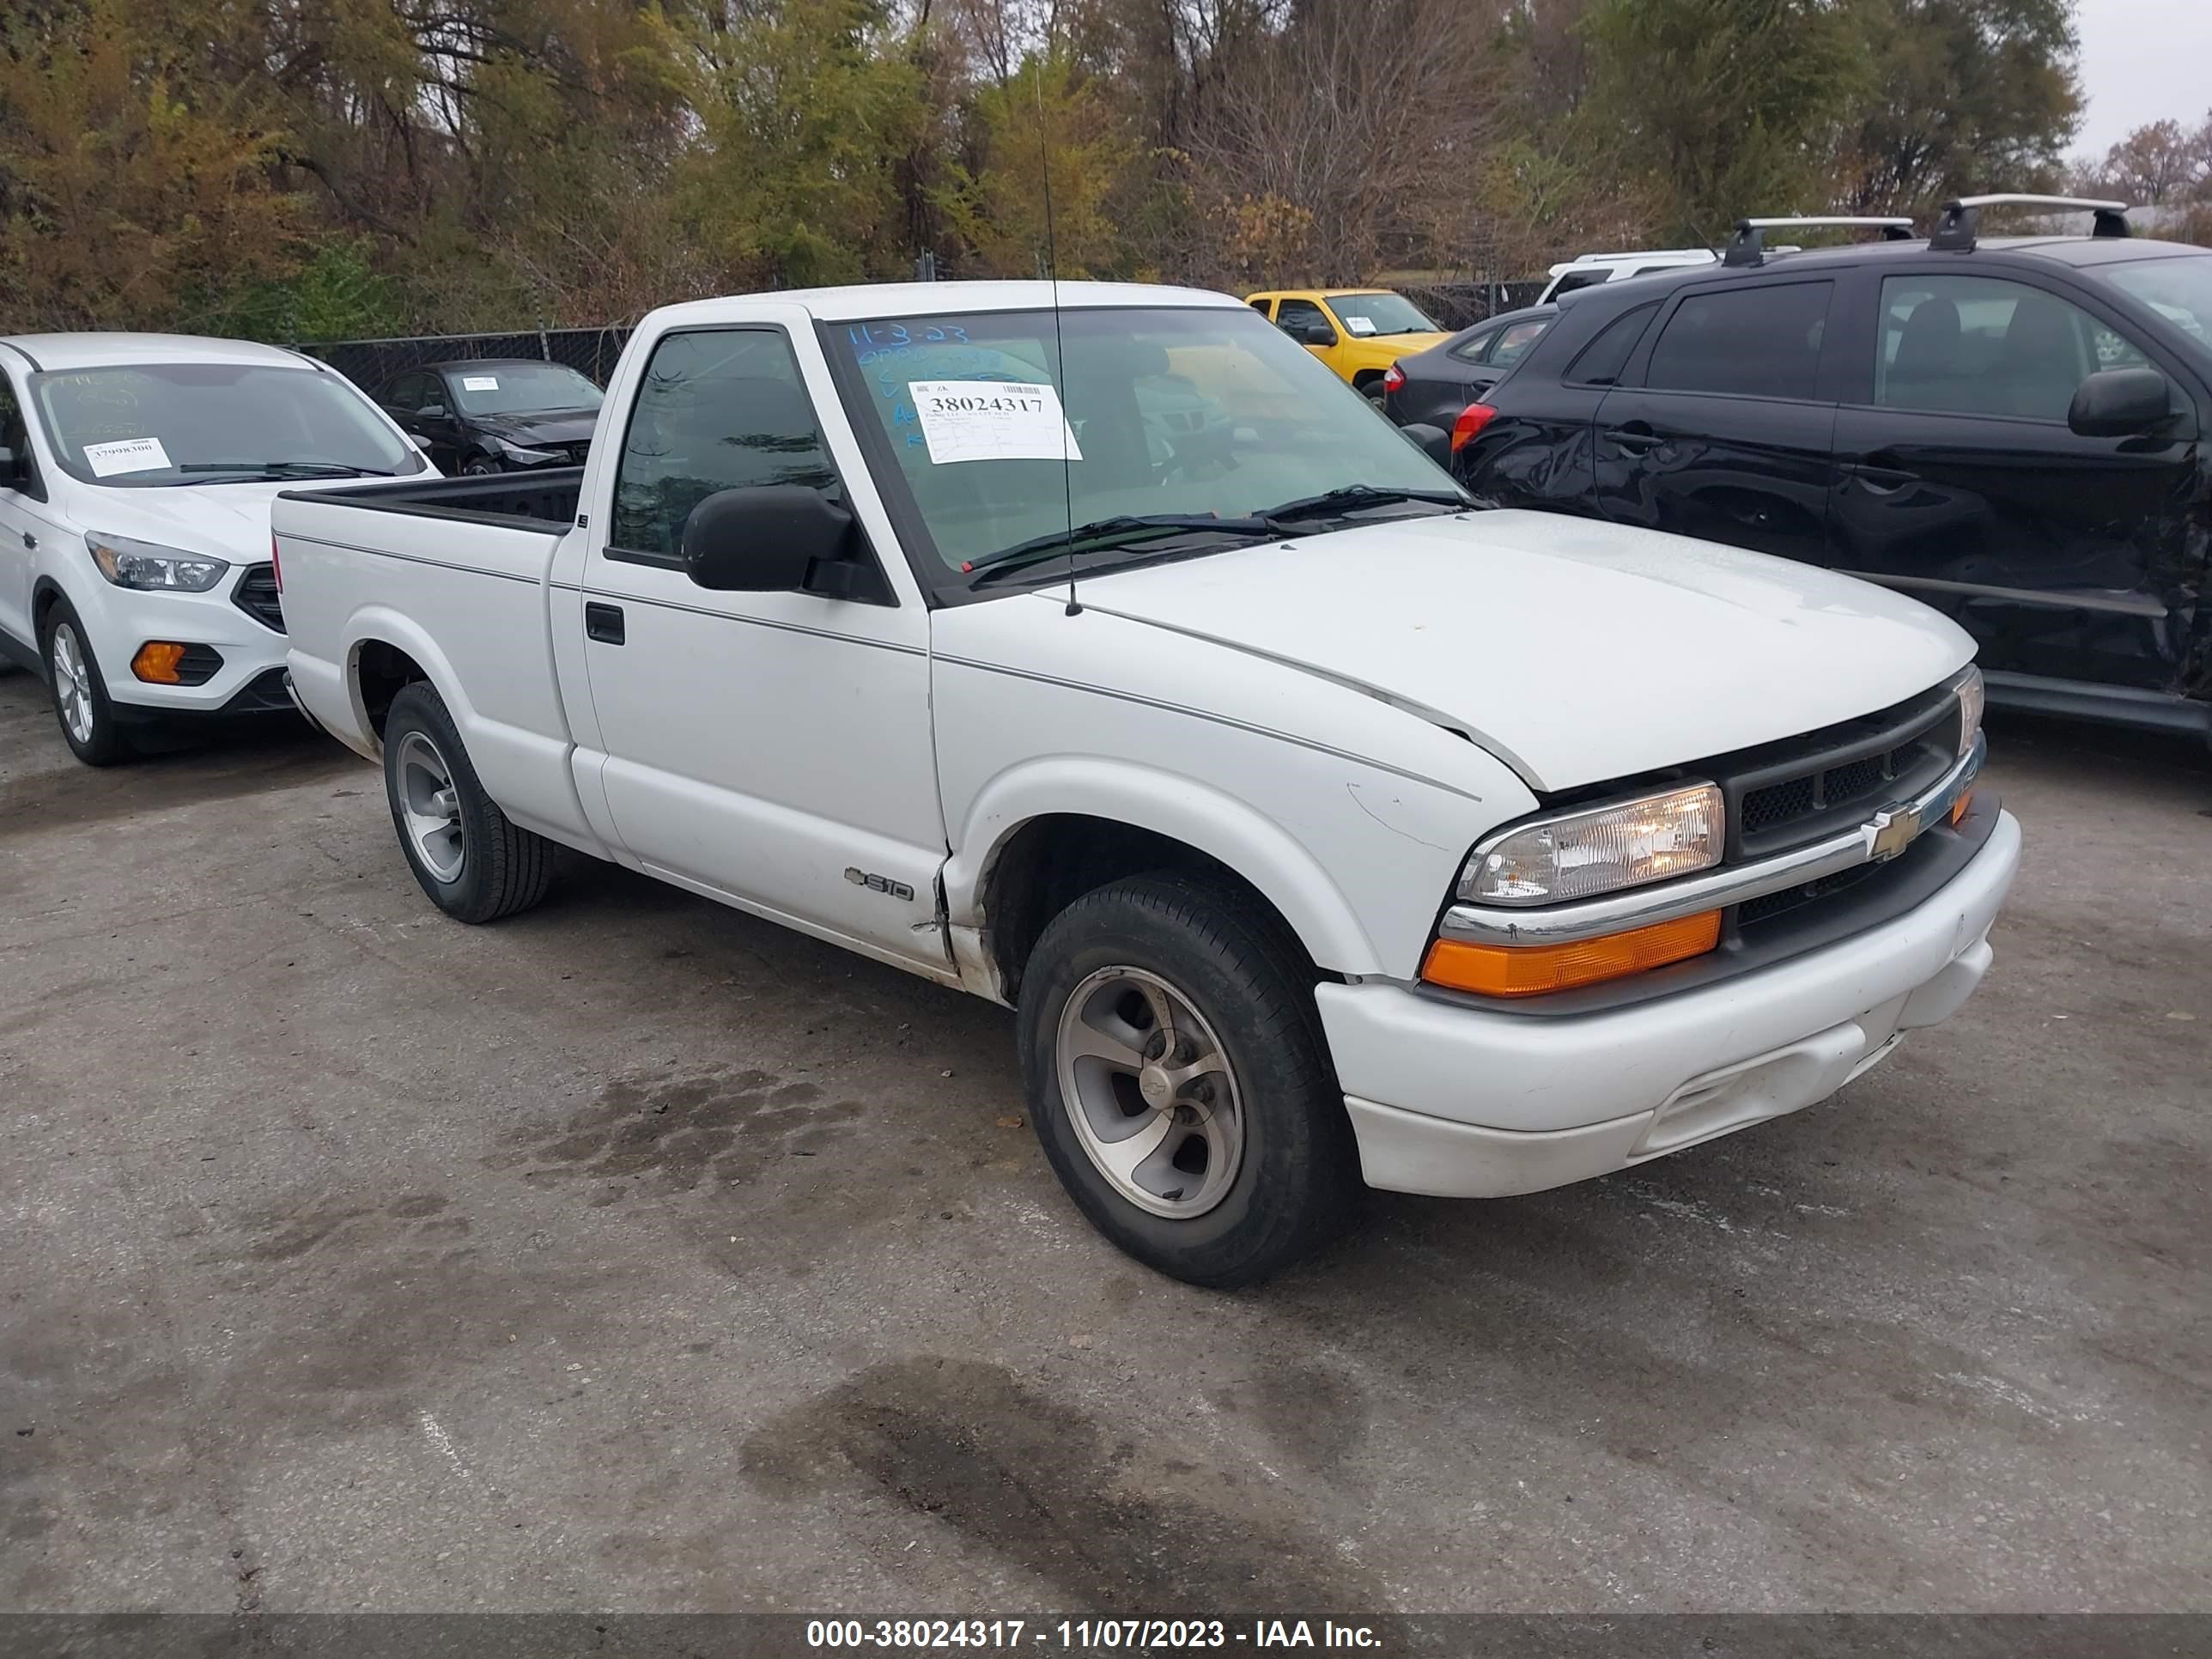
[234,564,284,634]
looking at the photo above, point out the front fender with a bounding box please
[943,754,1390,978]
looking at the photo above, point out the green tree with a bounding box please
[1837,0,2080,214]
[1578,0,1872,241]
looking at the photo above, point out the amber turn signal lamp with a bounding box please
[1950,787,1973,826]
[1423,910,1723,999]
[131,641,189,684]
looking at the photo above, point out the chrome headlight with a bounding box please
[1459,782,1724,906]
[1955,665,1984,757]
[85,532,230,592]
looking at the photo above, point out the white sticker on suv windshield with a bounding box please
[82,436,173,477]
[1343,316,1377,337]
[461,375,500,392]
[908,380,1083,465]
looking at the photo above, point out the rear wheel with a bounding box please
[40,601,131,766]
[1018,873,1359,1287]
[381,682,553,923]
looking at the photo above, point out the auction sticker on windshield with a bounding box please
[1344,317,1377,336]
[909,380,1083,465]
[462,375,500,392]
[82,437,173,478]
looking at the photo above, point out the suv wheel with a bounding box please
[1018,872,1359,1287]
[41,600,131,766]
[382,682,554,923]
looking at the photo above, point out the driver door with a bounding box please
[576,320,948,973]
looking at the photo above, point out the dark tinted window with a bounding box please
[0,374,36,495]
[1550,270,1611,298]
[1647,281,1832,399]
[1876,274,2142,421]
[1249,299,1273,317]
[1565,301,1659,386]
[1275,298,1334,342]
[609,329,839,563]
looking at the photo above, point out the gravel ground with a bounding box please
[2,667,2207,1616]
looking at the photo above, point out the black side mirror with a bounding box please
[2069,368,2172,438]
[1291,319,1337,348]
[684,484,858,595]
[1398,423,1452,467]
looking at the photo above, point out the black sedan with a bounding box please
[1379,305,1557,430]
[376,359,604,475]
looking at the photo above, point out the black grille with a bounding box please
[1723,685,1960,860]
[234,565,284,634]
[1741,775,1815,834]
[1736,861,1881,927]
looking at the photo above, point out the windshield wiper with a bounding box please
[1257,483,1470,525]
[169,461,398,483]
[965,514,1284,586]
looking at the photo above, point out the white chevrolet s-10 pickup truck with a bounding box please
[276,281,2020,1285]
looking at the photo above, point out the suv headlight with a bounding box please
[85,532,230,592]
[496,440,560,465]
[1459,781,1723,906]
[1955,665,1984,757]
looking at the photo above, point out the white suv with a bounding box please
[0,333,433,764]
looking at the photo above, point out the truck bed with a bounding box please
[276,469,594,853]
[283,467,584,530]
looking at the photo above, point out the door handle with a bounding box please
[1603,422,1662,454]
[1844,461,1917,492]
[584,601,625,645]
[21,531,33,550]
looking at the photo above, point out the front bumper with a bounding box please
[85,569,291,718]
[1316,805,2021,1198]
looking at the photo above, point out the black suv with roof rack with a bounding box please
[1452,197,2212,740]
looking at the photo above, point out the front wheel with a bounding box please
[381,682,554,923]
[41,600,131,766]
[461,455,502,477]
[1018,873,1359,1288]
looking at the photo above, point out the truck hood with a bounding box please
[64,471,425,563]
[1071,509,1975,792]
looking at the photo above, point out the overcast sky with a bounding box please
[2072,0,2212,155]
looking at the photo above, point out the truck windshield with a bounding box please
[828,304,1462,577]
[1327,292,1438,336]
[32,362,423,487]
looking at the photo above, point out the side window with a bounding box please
[1565,301,1660,386]
[1489,319,1550,368]
[1647,281,1833,400]
[1449,328,1499,365]
[1275,299,1334,342]
[0,374,36,495]
[1248,298,1274,319]
[1877,274,2143,420]
[1550,270,1611,298]
[609,329,839,564]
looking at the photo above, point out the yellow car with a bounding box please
[1244,289,1452,395]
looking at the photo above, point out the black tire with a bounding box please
[1018,872,1360,1288]
[382,681,554,923]
[39,598,132,766]
[461,454,502,477]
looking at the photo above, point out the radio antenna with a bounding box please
[1035,58,1079,617]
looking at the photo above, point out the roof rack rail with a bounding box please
[1723,216,1916,267]
[1930,194,2130,252]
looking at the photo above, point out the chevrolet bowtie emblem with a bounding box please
[1867,803,1922,862]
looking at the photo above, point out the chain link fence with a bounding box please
[296,285,1547,393]
[1396,281,1549,331]
[298,325,636,393]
